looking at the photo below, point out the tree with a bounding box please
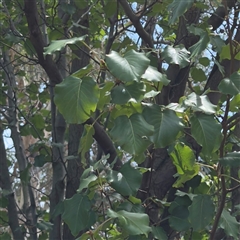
[0,0,240,239]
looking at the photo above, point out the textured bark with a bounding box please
[62,2,89,238]
[2,51,38,240]
[0,127,24,240]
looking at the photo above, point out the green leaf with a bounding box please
[106,50,150,82]
[0,233,11,240]
[169,196,192,231]
[170,143,199,188]
[183,92,217,114]
[78,174,98,192]
[62,194,95,236]
[220,44,240,61]
[111,82,145,104]
[199,57,210,67]
[191,67,207,82]
[162,45,190,68]
[190,113,222,155]
[219,209,240,238]
[143,105,183,148]
[44,36,87,55]
[143,90,160,99]
[142,66,170,86]
[218,72,240,96]
[230,93,240,111]
[151,226,167,240]
[78,124,95,163]
[210,35,225,54]
[72,64,93,79]
[34,154,49,167]
[36,220,53,231]
[54,76,99,124]
[107,162,142,196]
[189,32,210,58]
[110,113,154,155]
[167,0,194,25]
[107,209,151,236]
[219,152,240,167]
[188,195,215,231]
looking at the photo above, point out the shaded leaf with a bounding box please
[107,162,142,196]
[162,45,190,68]
[62,194,95,236]
[54,76,99,124]
[218,72,240,96]
[111,82,145,104]
[168,0,194,25]
[189,32,210,58]
[143,105,183,148]
[190,113,222,155]
[151,226,167,240]
[188,195,215,231]
[110,113,154,155]
[107,209,151,236]
[78,125,95,164]
[106,50,150,82]
[219,209,240,238]
[219,152,240,167]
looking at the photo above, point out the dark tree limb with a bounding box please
[0,127,25,240]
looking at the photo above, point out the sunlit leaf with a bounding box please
[54,76,99,124]
[170,143,200,187]
[183,92,217,114]
[44,36,87,55]
[106,50,150,82]
[162,45,190,68]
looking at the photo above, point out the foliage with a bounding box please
[0,0,240,240]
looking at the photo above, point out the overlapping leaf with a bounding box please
[183,92,217,114]
[190,113,222,155]
[218,72,240,96]
[111,82,145,104]
[44,36,87,55]
[62,194,95,236]
[167,0,194,25]
[219,152,240,167]
[162,45,190,68]
[107,162,142,196]
[107,209,151,236]
[143,105,183,148]
[110,113,154,155]
[54,76,99,124]
[170,143,199,187]
[188,195,215,231]
[219,209,240,238]
[105,50,150,82]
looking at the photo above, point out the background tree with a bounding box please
[0,0,240,239]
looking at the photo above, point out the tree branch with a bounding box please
[118,0,154,48]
